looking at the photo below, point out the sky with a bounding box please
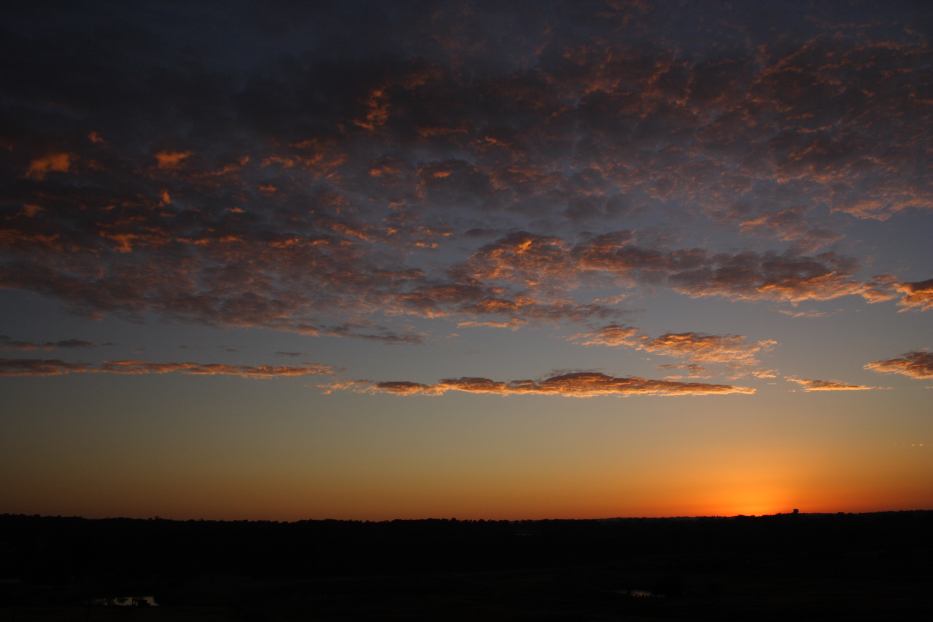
[1,0,931,520]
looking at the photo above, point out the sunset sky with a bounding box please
[1,0,931,520]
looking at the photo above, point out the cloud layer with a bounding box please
[1,0,929,346]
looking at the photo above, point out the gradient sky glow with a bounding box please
[1,0,931,520]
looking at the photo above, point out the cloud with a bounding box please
[572,324,641,347]
[320,324,423,345]
[664,252,887,305]
[0,335,96,351]
[571,234,895,305]
[154,151,192,169]
[456,319,525,330]
[325,371,755,398]
[462,232,574,287]
[641,333,777,365]
[427,231,903,330]
[657,362,710,379]
[778,309,831,319]
[395,281,620,325]
[25,153,71,180]
[97,360,334,378]
[738,207,843,252]
[895,280,933,312]
[572,324,776,366]
[0,1,925,345]
[0,358,93,377]
[750,369,778,380]
[785,376,881,392]
[864,351,933,380]
[0,358,333,379]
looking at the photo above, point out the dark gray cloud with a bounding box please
[455,230,897,305]
[1,0,929,342]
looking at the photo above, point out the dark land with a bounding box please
[1,511,931,621]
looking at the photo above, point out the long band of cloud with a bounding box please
[323,371,755,398]
[0,358,334,379]
[785,376,882,392]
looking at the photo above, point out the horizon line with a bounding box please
[5,507,932,524]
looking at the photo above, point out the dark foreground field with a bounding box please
[1,511,931,621]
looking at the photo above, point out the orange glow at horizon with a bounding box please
[3,429,931,521]
[2,379,932,522]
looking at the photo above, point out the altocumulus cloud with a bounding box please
[0,0,928,347]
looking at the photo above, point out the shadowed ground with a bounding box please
[1,511,931,620]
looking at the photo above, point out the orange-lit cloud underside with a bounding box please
[327,371,755,397]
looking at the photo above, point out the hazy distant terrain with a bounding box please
[1,512,931,620]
